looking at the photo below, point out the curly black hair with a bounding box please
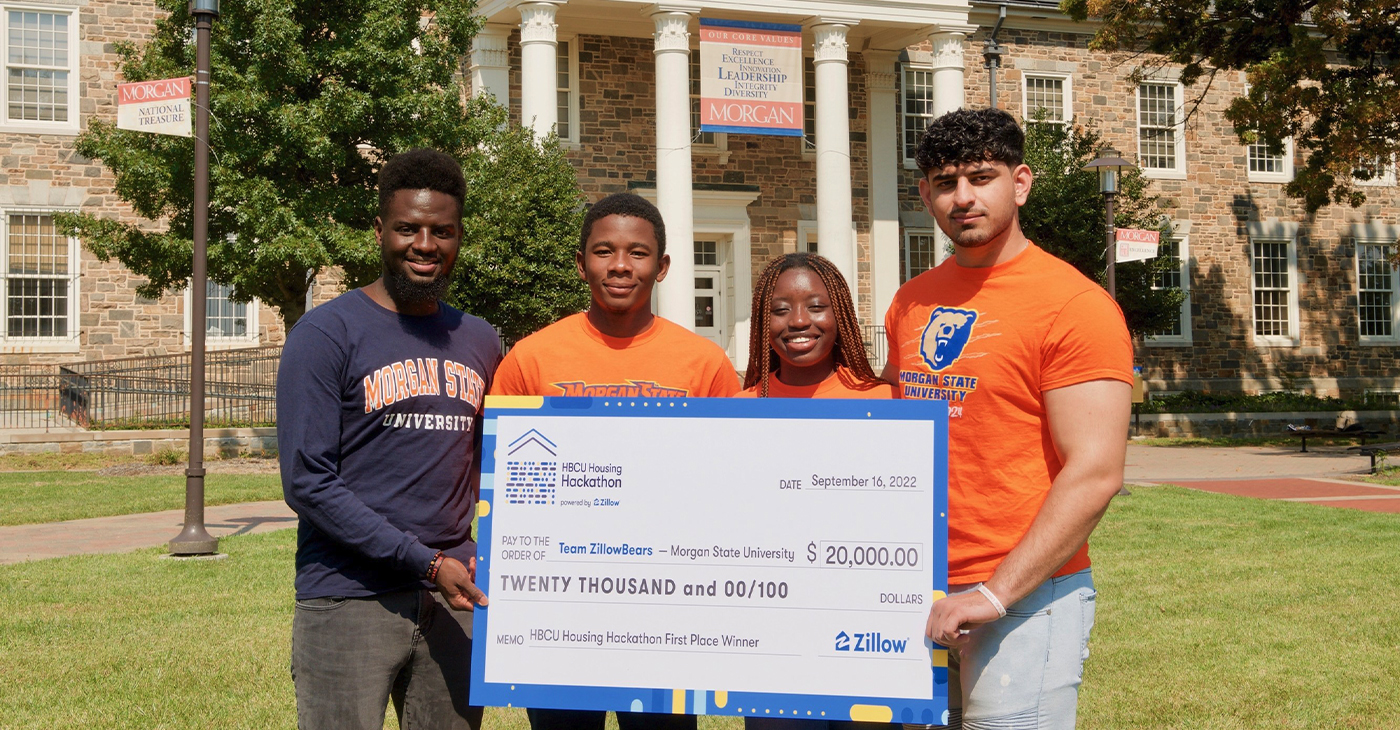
[579,192,667,257]
[377,149,466,218]
[914,108,1025,175]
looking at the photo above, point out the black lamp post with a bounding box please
[1083,147,1137,495]
[169,0,221,557]
[1082,147,1134,299]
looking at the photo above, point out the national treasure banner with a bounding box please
[116,77,192,137]
[699,19,804,137]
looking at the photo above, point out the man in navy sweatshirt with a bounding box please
[278,148,501,730]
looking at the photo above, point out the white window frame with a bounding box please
[1144,235,1192,346]
[688,48,728,160]
[797,220,817,254]
[900,62,934,168]
[902,227,946,282]
[183,281,261,348]
[554,33,579,146]
[1355,154,1397,187]
[1135,81,1187,180]
[1247,136,1294,183]
[801,55,816,157]
[1249,236,1300,346]
[1021,72,1072,125]
[1355,240,1399,345]
[0,207,80,351]
[0,6,79,135]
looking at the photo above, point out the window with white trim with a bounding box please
[554,36,578,143]
[901,64,934,163]
[803,56,816,152]
[1243,85,1293,183]
[3,8,77,132]
[1251,238,1299,344]
[689,49,726,152]
[1357,242,1398,342]
[1022,74,1070,124]
[901,228,944,282]
[185,280,259,345]
[1136,82,1185,176]
[1354,154,1397,187]
[1146,236,1191,343]
[2,212,77,340]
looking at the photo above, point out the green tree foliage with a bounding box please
[1020,119,1185,337]
[1063,0,1400,213]
[55,0,587,335]
[453,113,588,345]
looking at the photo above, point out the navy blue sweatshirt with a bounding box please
[277,289,501,599]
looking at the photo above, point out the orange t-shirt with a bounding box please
[736,368,897,399]
[884,242,1132,584]
[490,313,740,398]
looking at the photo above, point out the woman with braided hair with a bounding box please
[737,252,894,401]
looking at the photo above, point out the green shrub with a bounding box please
[1139,390,1398,414]
[146,448,185,466]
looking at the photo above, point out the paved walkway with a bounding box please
[0,500,296,565]
[1124,443,1400,514]
[0,444,1395,566]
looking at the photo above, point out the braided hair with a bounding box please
[743,253,881,397]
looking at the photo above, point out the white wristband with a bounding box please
[976,583,1007,618]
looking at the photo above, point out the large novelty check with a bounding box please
[472,396,950,725]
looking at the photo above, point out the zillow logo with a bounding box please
[834,630,908,654]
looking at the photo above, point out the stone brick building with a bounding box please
[470,0,1400,398]
[1,0,1396,398]
[0,0,289,367]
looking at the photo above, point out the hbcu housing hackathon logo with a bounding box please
[504,430,559,505]
[834,630,909,654]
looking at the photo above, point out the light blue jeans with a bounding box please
[906,569,1097,730]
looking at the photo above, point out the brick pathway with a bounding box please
[1125,444,1400,514]
[0,500,296,565]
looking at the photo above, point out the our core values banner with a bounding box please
[116,77,192,137]
[699,19,804,137]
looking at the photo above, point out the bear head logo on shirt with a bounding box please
[918,307,979,372]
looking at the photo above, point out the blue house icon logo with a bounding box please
[508,429,557,456]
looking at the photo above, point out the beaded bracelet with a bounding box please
[426,551,446,583]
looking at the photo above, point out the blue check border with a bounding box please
[472,396,951,725]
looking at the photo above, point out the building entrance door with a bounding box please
[693,264,725,349]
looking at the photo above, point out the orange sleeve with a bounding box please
[883,300,901,370]
[704,356,742,397]
[488,348,534,396]
[1040,289,1133,391]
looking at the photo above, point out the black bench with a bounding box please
[1348,442,1400,473]
[1287,425,1386,453]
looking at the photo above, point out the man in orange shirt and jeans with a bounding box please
[491,191,739,730]
[883,108,1132,729]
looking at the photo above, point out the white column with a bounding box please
[811,21,857,297]
[651,6,696,329]
[929,25,973,117]
[470,24,511,105]
[866,51,900,326]
[518,2,563,138]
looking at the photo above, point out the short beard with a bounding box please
[384,266,453,309]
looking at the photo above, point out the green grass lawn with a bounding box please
[1,486,1396,729]
[1131,434,1376,448]
[0,471,284,526]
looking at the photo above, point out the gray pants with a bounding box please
[292,589,483,730]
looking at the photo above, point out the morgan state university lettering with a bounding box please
[363,357,486,414]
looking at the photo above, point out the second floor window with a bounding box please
[901,65,934,161]
[5,10,73,126]
[1023,75,1069,123]
[1138,82,1183,174]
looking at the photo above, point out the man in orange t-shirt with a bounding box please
[490,192,737,730]
[883,109,1131,730]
